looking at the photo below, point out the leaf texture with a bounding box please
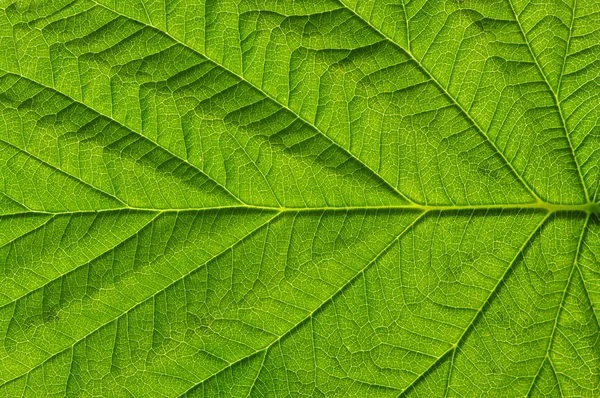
[0,0,599,397]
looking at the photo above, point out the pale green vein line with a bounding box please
[575,224,600,347]
[0,137,130,209]
[64,347,75,396]
[178,210,426,397]
[548,357,565,396]
[557,0,578,96]
[0,211,281,389]
[0,70,244,207]
[338,1,544,204]
[9,202,600,215]
[0,211,161,311]
[88,0,416,206]
[401,1,411,50]
[526,358,550,398]
[244,350,268,398]
[0,210,32,217]
[0,215,54,252]
[0,191,32,213]
[524,213,589,397]
[0,192,28,212]
[398,211,552,397]
[443,346,457,398]
[506,0,589,202]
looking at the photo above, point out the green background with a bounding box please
[0,0,599,396]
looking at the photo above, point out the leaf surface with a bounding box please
[0,0,599,396]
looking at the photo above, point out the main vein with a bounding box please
[7,201,600,216]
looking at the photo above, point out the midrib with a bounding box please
[8,201,600,216]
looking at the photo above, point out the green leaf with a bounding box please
[0,0,599,396]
